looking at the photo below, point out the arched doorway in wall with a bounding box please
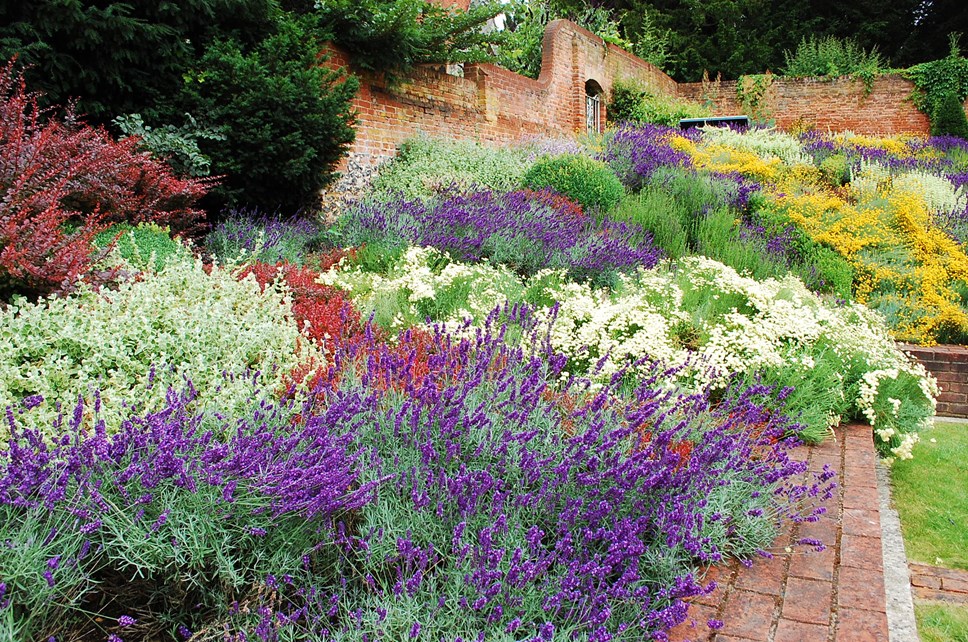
[585,80,604,134]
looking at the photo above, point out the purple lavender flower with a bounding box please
[602,123,693,191]
[338,188,663,284]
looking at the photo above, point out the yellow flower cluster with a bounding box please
[771,184,968,343]
[672,136,782,181]
[678,129,968,344]
[834,132,915,158]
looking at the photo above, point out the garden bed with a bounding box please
[2,61,963,639]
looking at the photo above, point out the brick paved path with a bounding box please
[665,424,890,642]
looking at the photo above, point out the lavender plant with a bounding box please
[602,124,694,192]
[0,386,373,641]
[1,314,835,641]
[334,189,663,286]
[206,208,326,265]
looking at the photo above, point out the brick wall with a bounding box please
[676,74,956,135]
[323,19,677,168]
[899,344,968,418]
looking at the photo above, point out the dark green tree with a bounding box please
[896,0,968,66]
[559,0,925,81]
[315,0,504,75]
[931,91,968,138]
[175,12,358,213]
[0,0,280,122]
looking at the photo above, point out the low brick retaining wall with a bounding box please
[899,344,968,418]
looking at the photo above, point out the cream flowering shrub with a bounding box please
[858,366,937,463]
[319,247,936,456]
[317,246,526,330]
[892,172,967,217]
[700,126,813,166]
[849,161,967,217]
[0,251,320,440]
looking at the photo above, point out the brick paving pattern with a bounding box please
[909,563,968,605]
[665,424,890,642]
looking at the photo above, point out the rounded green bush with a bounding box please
[522,154,625,213]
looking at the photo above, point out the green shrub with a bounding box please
[176,12,357,213]
[694,207,788,280]
[819,153,850,187]
[0,0,280,123]
[316,0,502,76]
[746,355,849,444]
[750,205,855,298]
[781,34,885,78]
[931,91,968,139]
[612,190,689,258]
[92,223,193,272]
[496,1,633,79]
[112,113,225,178]
[495,0,552,79]
[610,171,748,258]
[907,35,968,132]
[522,154,625,213]
[371,136,533,199]
[607,79,709,126]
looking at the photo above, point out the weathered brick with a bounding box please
[719,590,778,639]
[774,618,829,642]
[837,566,887,610]
[842,508,881,538]
[734,555,787,596]
[835,607,890,641]
[782,577,833,625]
[789,546,837,582]
[840,535,884,571]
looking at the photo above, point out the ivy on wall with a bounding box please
[905,35,968,135]
[735,73,774,123]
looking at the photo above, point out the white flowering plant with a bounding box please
[318,247,936,455]
[700,125,813,166]
[858,366,937,462]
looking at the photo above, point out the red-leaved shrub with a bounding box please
[0,58,211,300]
[237,262,365,353]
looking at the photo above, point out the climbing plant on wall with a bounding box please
[906,35,968,135]
[736,73,774,123]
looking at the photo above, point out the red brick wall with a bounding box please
[676,75,954,135]
[326,17,967,167]
[323,19,677,167]
[900,344,968,418]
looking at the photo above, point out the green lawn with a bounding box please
[916,602,968,642]
[891,419,968,570]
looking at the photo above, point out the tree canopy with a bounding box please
[549,0,967,81]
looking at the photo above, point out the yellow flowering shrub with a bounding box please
[765,181,968,343]
[675,127,968,344]
[672,136,782,181]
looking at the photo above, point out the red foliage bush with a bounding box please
[237,262,364,353]
[0,58,210,299]
[521,188,587,221]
